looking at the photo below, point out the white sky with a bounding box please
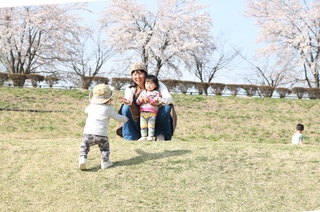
[0,0,259,84]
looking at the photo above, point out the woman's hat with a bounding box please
[130,61,147,75]
[89,84,114,104]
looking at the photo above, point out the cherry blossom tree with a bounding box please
[244,0,320,87]
[0,3,89,75]
[99,0,212,77]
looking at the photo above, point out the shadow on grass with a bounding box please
[114,149,192,167]
[85,149,191,172]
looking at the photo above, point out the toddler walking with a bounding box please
[79,84,128,170]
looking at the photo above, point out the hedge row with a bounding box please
[161,79,317,99]
[1,73,319,99]
[0,73,58,88]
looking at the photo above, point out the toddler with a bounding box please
[79,84,128,170]
[136,75,164,141]
[291,123,304,145]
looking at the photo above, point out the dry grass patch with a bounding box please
[1,138,320,211]
[173,95,320,144]
[1,87,320,211]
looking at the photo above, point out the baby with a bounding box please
[79,84,128,170]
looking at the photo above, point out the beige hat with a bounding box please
[130,61,147,75]
[89,84,114,104]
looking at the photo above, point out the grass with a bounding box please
[1,87,320,211]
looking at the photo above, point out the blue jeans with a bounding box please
[121,104,172,140]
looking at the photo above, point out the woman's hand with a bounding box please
[152,97,167,106]
[119,96,130,105]
[152,98,161,106]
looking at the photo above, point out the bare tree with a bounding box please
[245,0,320,87]
[61,29,115,89]
[185,33,239,94]
[99,0,212,77]
[239,52,300,88]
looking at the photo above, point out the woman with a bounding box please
[118,61,176,141]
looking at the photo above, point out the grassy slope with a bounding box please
[0,87,320,211]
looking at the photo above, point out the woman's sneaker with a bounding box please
[156,134,165,141]
[147,136,154,141]
[101,160,113,169]
[79,157,87,170]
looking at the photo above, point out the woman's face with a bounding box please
[132,70,146,88]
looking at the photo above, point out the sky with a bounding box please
[0,0,259,84]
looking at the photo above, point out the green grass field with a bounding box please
[1,87,320,211]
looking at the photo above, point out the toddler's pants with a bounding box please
[140,112,157,137]
[79,134,110,162]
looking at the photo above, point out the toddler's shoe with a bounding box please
[147,136,154,141]
[101,160,113,169]
[138,137,147,141]
[79,156,87,170]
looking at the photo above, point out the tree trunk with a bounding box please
[314,73,319,88]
